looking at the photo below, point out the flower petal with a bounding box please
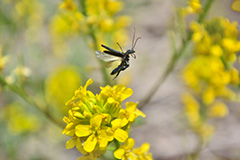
[75,124,91,137]
[114,148,125,159]
[124,138,135,150]
[83,134,98,152]
[125,102,137,112]
[76,138,87,155]
[114,128,128,142]
[65,137,76,149]
[90,115,102,128]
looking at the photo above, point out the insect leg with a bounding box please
[112,70,121,80]
[116,42,124,53]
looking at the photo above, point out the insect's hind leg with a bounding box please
[116,42,124,53]
[112,71,121,80]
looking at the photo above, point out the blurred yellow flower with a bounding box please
[14,66,32,77]
[180,0,202,16]
[45,66,81,114]
[14,0,44,43]
[0,47,9,72]
[209,102,229,118]
[182,93,201,127]
[59,0,77,11]
[1,103,40,134]
[232,0,240,12]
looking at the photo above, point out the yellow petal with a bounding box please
[121,88,133,101]
[124,138,135,150]
[98,128,114,141]
[99,138,109,149]
[136,109,146,118]
[125,102,137,112]
[75,125,91,137]
[114,128,128,142]
[83,134,98,152]
[140,143,150,152]
[111,119,122,130]
[90,115,102,128]
[76,138,87,155]
[114,148,125,159]
[65,137,76,149]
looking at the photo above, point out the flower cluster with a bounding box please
[62,79,148,159]
[182,17,240,141]
[51,0,131,55]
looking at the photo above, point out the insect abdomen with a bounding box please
[110,66,120,75]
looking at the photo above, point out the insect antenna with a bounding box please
[131,27,141,50]
[132,37,141,50]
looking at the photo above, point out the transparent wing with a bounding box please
[95,51,121,62]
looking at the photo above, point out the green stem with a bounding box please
[0,76,65,129]
[190,136,204,160]
[139,0,215,109]
[79,0,111,85]
[89,28,111,86]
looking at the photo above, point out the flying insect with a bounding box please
[96,30,141,80]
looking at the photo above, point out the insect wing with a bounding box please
[95,51,121,62]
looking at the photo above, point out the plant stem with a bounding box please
[89,28,111,86]
[138,0,215,109]
[190,136,204,160]
[80,0,111,85]
[0,76,65,129]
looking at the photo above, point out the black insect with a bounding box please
[96,30,141,80]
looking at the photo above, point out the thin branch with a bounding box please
[138,0,215,109]
[0,76,65,129]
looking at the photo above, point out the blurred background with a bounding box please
[0,0,240,159]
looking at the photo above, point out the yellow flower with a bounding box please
[75,115,107,152]
[208,102,228,118]
[180,0,202,16]
[133,143,153,160]
[232,0,240,12]
[114,138,136,160]
[182,93,201,127]
[100,84,133,103]
[59,0,77,11]
[119,102,146,124]
[1,103,40,134]
[0,53,9,72]
[230,68,240,85]
[114,138,153,160]
[45,66,81,114]
[63,79,145,158]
